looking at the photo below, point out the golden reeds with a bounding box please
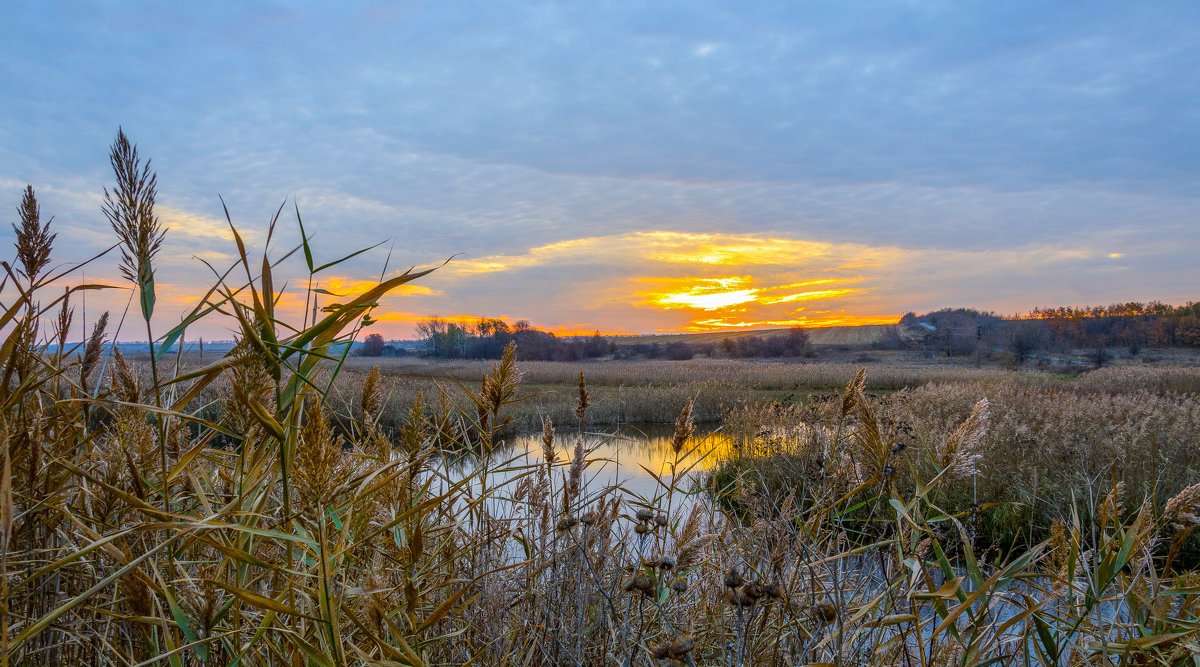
[3,138,1200,666]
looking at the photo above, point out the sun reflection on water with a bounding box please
[496,423,739,503]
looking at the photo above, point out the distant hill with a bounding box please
[614,325,899,347]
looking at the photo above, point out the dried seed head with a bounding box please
[125,573,153,617]
[12,185,56,282]
[359,365,383,432]
[670,577,688,593]
[565,435,585,508]
[676,533,716,571]
[1164,482,1200,530]
[654,512,668,527]
[296,396,344,511]
[671,397,694,455]
[103,128,164,319]
[669,636,695,657]
[635,507,655,522]
[398,392,428,456]
[575,371,590,423]
[762,583,783,599]
[853,391,890,475]
[810,602,837,622]
[915,537,933,561]
[541,416,556,466]
[580,511,597,526]
[222,338,275,439]
[841,367,866,416]
[729,589,755,607]
[80,311,109,394]
[743,581,763,600]
[54,289,73,353]
[635,523,651,535]
[936,398,989,481]
[109,345,140,403]
[724,567,744,589]
[556,516,578,531]
[481,341,520,417]
[625,573,654,595]
[1045,520,1070,589]
[1098,482,1125,528]
[651,644,670,660]
[657,555,676,570]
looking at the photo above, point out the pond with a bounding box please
[438,422,739,509]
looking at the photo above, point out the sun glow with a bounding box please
[658,289,758,310]
[639,271,883,329]
[653,278,760,310]
[681,314,899,330]
[390,230,937,335]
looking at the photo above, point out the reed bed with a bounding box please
[4,139,1200,665]
[719,375,1200,551]
[349,357,1047,393]
[334,356,1200,434]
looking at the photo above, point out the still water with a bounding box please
[456,423,737,504]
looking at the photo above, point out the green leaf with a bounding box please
[139,261,156,321]
[296,203,315,273]
[312,241,387,274]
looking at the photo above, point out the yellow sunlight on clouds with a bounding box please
[441,231,907,331]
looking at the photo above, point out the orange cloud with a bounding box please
[635,270,878,330]
[679,314,898,331]
[309,276,437,298]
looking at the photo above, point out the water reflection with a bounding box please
[475,423,738,504]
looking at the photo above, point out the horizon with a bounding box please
[3,3,1198,339]
[52,298,1200,346]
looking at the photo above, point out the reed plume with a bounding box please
[296,396,344,513]
[12,185,55,283]
[79,312,108,395]
[1164,482,1200,530]
[102,128,164,298]
[542,416,556,475]
[671,397,694,455]
[841,367,866,416]
[575,371,590,423]
[936,397,989,480]
[359,364,383,433]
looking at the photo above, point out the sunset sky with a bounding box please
[3,2,1198,340]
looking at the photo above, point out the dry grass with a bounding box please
[720,373,1200,550]
[5,142,1200,665]
[336,357,1200,437]
[337,357,1068,432]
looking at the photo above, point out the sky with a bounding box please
[2,1,1198,340]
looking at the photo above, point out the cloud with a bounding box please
[1,2,1197,339]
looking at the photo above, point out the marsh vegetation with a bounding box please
[4,135,1200,665]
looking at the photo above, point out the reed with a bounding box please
[3,138,1200,665]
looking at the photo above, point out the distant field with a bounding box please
[613,324,898,347]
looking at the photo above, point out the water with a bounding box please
[496,422,735,501]
[431,423,738,514]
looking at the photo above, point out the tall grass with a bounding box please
[3,137,1200,665]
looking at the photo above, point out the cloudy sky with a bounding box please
[2,1,1198,339]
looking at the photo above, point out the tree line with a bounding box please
[904,300,1200,366]
[357,319,815,361]
[408,317,611,361]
